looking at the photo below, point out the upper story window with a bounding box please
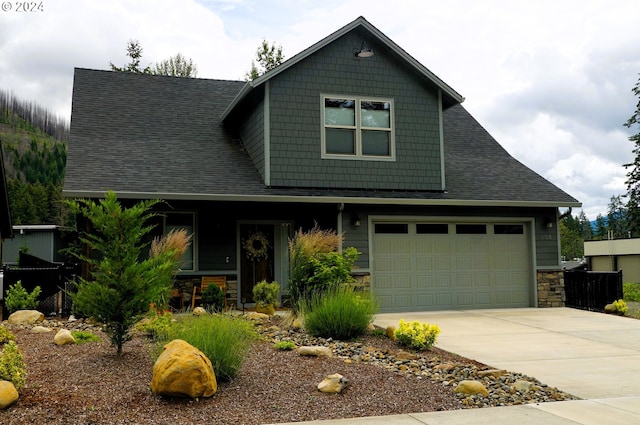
[322,95,395,160]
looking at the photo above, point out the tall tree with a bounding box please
[594,214,608,240]
[624,74,640,236]
[110,40,197,77]
[578,210,593,241]
[607,195,629,238]
[153,53,198,77]
[245,39,285,81]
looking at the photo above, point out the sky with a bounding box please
[0,0,638,220]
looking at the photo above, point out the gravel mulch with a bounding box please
[0,314,576,425]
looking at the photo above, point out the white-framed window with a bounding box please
[163,212,196,271]
[321,95,395,160]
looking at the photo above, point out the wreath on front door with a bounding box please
[243,231,271,261]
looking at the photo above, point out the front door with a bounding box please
[239,222,291,305]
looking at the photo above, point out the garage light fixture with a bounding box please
[351,214,361,227]
[544,218,554,229]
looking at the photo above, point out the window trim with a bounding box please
[321,94,395,161]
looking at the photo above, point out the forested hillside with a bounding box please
[0,90,70,225]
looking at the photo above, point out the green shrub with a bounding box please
[156,314,257,381]
[0,341,27,390]
[71,330,101,345]
[202,284,225,312]
[624,282,640,302]
[4,280,41,313]
[0,325,16,345]
[301,285,378,340]
[395,319,441,351]
[273,340,296,351]
[253,280,280,307]
[137,311,174,341]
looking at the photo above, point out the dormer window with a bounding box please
[321,95,395,160]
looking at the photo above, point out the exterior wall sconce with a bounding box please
[544,218,554,229]
[355,41,374,58]
[351,214,361,227]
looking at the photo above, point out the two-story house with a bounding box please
[63,17,580,312]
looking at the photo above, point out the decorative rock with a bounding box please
[0,380,19,409]
[7,310,44,325]
[150,339,217,398]
[454,380,489,397]
[318,373,348,393]
[298,346,332,357]
[31,325,52,334]
[386,326,396,340]
[245,312,269,322]
[54,329,76,345]
[395,350,419,361]
[192,307,207,316]
[513,380,534,392]
[434,363,456,372]
[291,318,304,330]
[477,369,507,378]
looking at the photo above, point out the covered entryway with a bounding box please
[372,221,533,312]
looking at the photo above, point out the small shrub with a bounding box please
[202,284,225,312]
[623,282,640,302]
[252,280,280,307]
[156,314,257,381]
[0,325,16,345]
[273,340,296,351]
[137,311,174,341]
[0,341,27,390]
[4,280,41,313]
[612,299,629,315]
[71,330,101,345]
[301,285,378,340]
[395,319,441,351]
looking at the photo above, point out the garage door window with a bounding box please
[374,223,408,234]
[494,224,524,234]
[416,223,449,234]
[456,224,487,234]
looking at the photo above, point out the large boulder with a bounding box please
[54,329,76,346]
[150,339,217,399]
[0,380,19,409]
[7,310,44,325]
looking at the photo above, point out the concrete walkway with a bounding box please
[269,308,640,425]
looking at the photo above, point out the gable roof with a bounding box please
[64,68,579,208]
[221,16,464,121]
[0,142,13,239]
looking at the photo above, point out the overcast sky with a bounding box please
[1,0,638,219]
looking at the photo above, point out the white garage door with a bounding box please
[372,222,532,312]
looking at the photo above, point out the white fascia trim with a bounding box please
[62,190,582,209]
[264,81,271,186]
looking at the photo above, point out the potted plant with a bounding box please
[253,280,279,315]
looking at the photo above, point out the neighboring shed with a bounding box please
[2,225,68,265]
[584,238,640,283]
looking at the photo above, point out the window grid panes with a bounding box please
[323,96,393,159]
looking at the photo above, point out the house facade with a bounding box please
[63,17,580,312]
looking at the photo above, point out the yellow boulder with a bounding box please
[0,380,19,409]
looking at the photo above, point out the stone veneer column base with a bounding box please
[537,269,565,307]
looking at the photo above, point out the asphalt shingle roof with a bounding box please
[64,68,579,207]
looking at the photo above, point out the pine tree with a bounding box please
[624,74,640,236]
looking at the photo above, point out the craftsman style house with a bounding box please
[63,17,580,312]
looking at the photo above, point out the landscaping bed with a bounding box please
[1,314,577,425]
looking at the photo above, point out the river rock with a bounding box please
[454,380,489,397]
[31,325,52,334]
[150,339,217,398]
[298,346,332,357]
[54,329,76,345]
[0,380,19,409]
[318,373,348,393]
[8,310,44,325]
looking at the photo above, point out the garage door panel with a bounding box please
[373,220,532,312]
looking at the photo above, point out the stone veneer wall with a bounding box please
[537,269,565,307]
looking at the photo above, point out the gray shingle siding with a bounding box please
[239,101,265,180]
[267,31,442,191]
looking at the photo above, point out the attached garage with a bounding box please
[372,220,533,312]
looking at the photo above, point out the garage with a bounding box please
[372,221,533,312]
